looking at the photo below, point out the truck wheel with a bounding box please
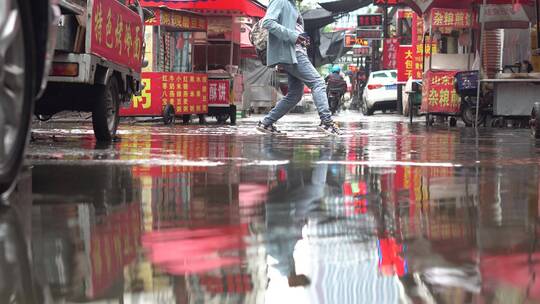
[182,115,191,125]
[532,103,540,139]
[92,77,120,142]
[0,0,35,193]
[162,104,175,125]
[229,105,237,125]
[216,113,229,124]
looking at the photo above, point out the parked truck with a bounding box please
[35,0,147,142]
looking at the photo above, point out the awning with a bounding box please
[141,0,267,18]
[405,0,535,15]
[318,0,372,14]
[303,8,337,30]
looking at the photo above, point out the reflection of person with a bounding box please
[263,145,331,287]
[256,0,342,136]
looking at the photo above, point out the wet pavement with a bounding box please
[1,112,539,303]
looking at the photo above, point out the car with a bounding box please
[0,0,59,193]
[361,69,398,116]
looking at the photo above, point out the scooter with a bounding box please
[327,88,344,115]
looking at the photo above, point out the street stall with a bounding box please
[119,7,209,124]
[473,1,540,133]
[140,0,266,124]
[419,4,477,126]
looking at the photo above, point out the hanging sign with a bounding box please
[357,14,384,27]
[382,38,399,69]
[396,45,413,83]
[344,34,369,47]
[421,70,461,114]
[411,12,437,80]
[430,8,473,31]
[356,29,384,40]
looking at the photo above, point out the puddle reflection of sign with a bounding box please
[382,38,398,69]
[208,80,230,105]
[421,70,460,113]
[90,0,143,72]
[356,29,383,40]
[90,204,140,297]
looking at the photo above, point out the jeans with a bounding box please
[262,52,332,126]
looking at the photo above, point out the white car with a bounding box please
[361,70,398,116]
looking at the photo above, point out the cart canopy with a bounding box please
[141,0,266,18]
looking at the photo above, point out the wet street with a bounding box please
[1,112,539,303]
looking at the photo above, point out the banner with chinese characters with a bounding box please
[397,45,413,83]
[421,70,460,114]
[147,8,207,31]
[411,12,437,80]
[120,72,209,116]
[208,79,231,106]
[382,38,399,69]
[89,0,144,72]
[429,8,473,33]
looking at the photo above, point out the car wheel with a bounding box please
[361,98,373,116]
[92,76,120,142]
[162,104,175,125]
[0,0,35,193]
[182,114,191,125]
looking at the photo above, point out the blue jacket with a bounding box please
[262,0,299,66]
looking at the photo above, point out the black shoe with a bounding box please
[318,121,343,136]
[256,121,282,135]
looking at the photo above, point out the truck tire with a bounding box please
[229,105,237,125]
[0,0,35,193]
[92,77,120,142]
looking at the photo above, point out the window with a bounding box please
[372,73,388,78]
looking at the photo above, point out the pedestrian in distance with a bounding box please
[256,0,343,136]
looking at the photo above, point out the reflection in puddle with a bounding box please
[1,119,536,303]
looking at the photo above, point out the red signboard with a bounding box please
[208,79,231,106]
[90,203,140,297]
[90,0,144,72]
[344,34,369,47]
[357,14,383,27]
[411,12,437,80]
[382,38,399,69]
[120,72,208,116]
[430,8,473,33]
[421,70,461,114]
[146,8,207,31]
[397,45,413,83]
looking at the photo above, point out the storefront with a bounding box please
[120,7,209,124]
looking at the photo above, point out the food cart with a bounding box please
[119,7,209,125]
[473,0,540,134]
[192,16,243,124]
[419,5,476,127]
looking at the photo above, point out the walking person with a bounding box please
[256,0,342,136]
